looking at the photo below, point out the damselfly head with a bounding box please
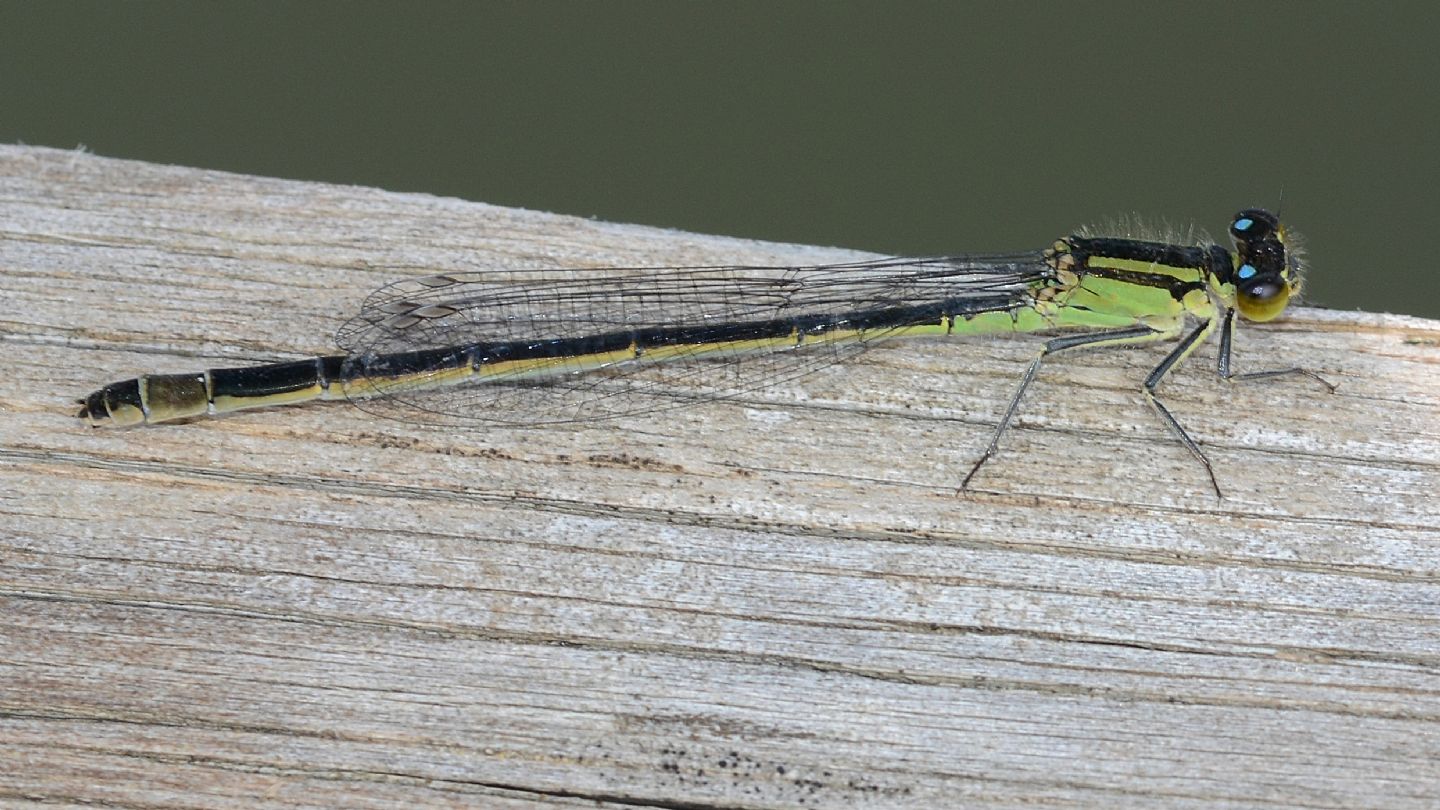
[1229,208,1299,322]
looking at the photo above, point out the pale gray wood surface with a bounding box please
[2,144,1437,808]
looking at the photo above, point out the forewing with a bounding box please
[334,255,1050,427]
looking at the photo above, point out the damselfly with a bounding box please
[77,208,1330,495]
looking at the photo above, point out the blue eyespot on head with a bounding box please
[1230,208,1278,243]
[1237,263,1257,280]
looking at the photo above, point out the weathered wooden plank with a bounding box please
[1,145,1437,808]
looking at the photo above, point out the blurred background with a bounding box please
[3,1,1436,317]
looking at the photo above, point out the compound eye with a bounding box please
[1230,208,1276,242]
[1236,278,1291,322]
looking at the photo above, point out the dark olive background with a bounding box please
[4,1,1436,316]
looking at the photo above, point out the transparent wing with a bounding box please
[333,254,1053,427]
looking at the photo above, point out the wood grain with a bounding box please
[2,144,1437,808]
